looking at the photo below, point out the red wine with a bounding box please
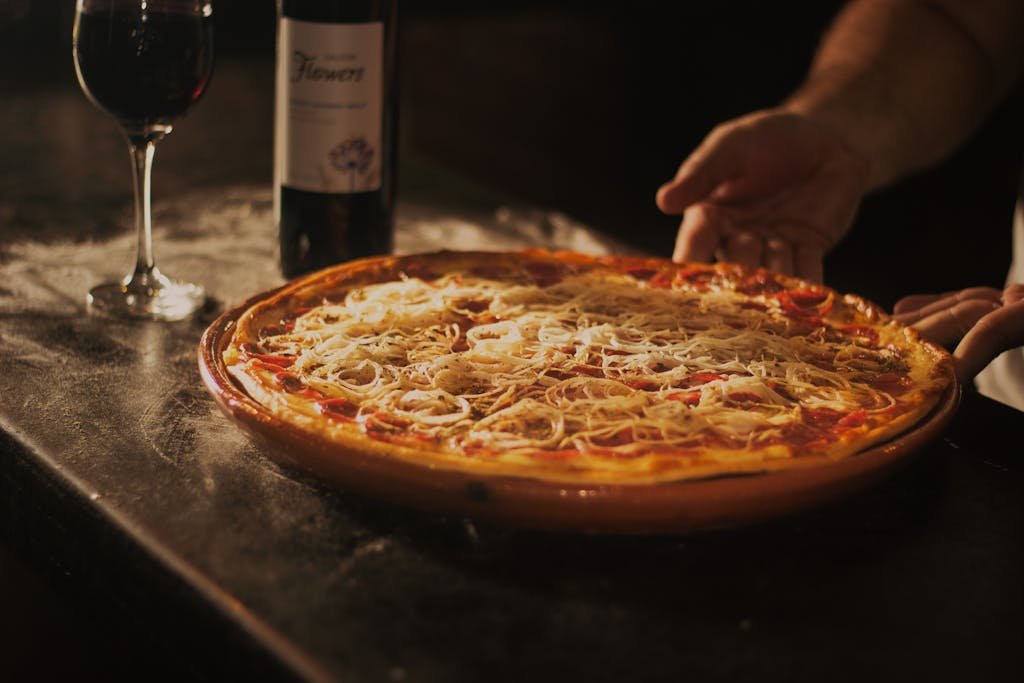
[74,5,213,129]
[275,0,397,278]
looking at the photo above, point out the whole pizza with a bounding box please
[221,250,954,485]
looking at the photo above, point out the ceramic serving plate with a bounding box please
[198,287,960,535]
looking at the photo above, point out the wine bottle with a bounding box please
[275,0,397,278]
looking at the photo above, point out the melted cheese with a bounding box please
[251,270,910,457]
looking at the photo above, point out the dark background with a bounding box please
[2,0,1020,302]
[1,1,1021,680]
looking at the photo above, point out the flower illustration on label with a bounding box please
[328,136,375,192]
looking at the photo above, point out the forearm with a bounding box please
[783,0,1023,190]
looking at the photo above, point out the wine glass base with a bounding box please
[87,274,206,321]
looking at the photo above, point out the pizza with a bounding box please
[221,249,954,485]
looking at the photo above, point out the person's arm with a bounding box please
[656,0,1024,279]
[785,0,1024,190]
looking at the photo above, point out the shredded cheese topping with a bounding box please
[242,268,925,462]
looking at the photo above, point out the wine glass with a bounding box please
[73,0,214,320]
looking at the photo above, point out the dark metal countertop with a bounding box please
[2,59,1023,683]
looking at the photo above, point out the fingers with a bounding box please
[899,299,1001,348]
[893,293,949,315]
[657,124,746,214]
[891,284,1024,381]
[722,232,763,268]
[771,222,826,282]
[892,287,1003,322]
[954,300,1024,382]
[765,238,794,276]
[673,204,725,263]
[673,209,825,280]
[793,244,824,283]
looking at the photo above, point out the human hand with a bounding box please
[655,109,870,282]
[893,284,1024,382]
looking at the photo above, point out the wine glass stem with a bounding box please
[128,137,158,280]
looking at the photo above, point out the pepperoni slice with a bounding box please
[648,272,675,289]
[835,409,868,429]
[737,272,784,296]
[318,397,359,421]
[869,372,912,395]
[802,406,845,429]
[777,287,833,318]
[787,287,829,306]
[572,364,605,378]
[676,266,718,290]
[248,353,294,368]
[667,391,702,406]
[683,372,726,387]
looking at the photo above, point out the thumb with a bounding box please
[1002,283,1024,305]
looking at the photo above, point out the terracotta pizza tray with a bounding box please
[198,287,960,535]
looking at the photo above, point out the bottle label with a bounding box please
[276,18,384,194]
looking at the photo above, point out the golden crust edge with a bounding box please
[225,364,953,488]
